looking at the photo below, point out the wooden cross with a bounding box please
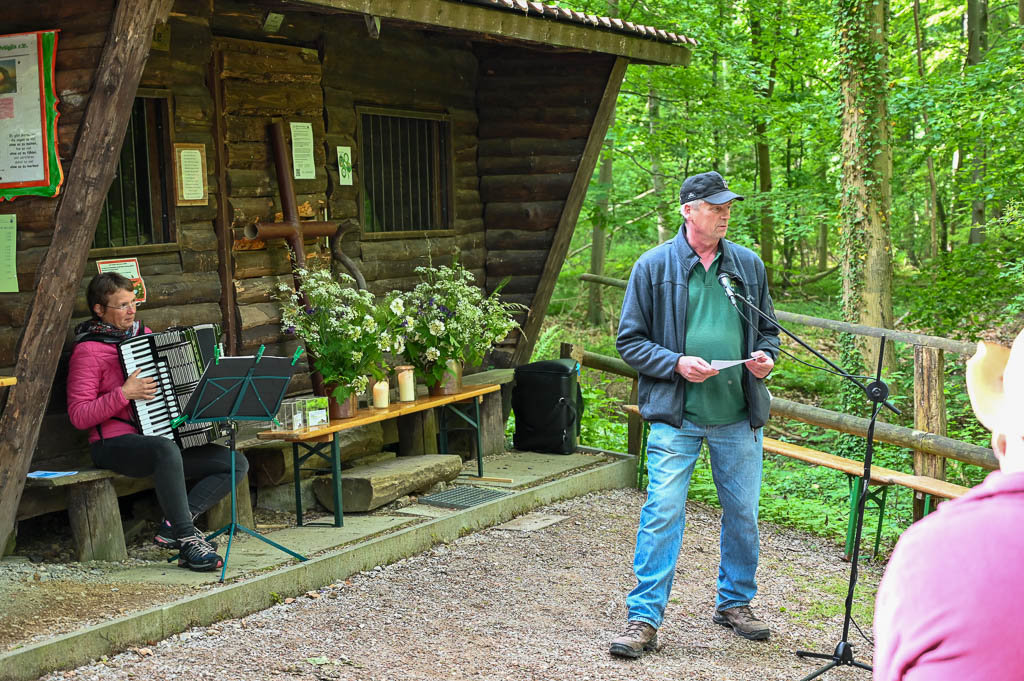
[245,119,338,296]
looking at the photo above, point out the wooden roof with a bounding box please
[293,0,693,65]
[453,0,697,46]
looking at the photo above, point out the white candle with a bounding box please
[372,378,390,409]
[397,366,415,401]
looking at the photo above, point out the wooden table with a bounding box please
[257,383,501,527]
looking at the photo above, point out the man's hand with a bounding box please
[122,369,157,401]
[746,350,774,379]
[676,356,719,383]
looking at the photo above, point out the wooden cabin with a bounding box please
[0,0,691,537]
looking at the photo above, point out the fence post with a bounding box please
[913,345,947,520]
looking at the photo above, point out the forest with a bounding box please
[532,0,1024,552]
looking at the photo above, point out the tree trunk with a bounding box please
[749,2,777,287]
[966,0,988,244]
[587,0,617,327]
[913,0,941,258]
[836,0,895,371]
[0,0,175,553]
[647,80,671,244]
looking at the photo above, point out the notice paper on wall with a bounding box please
[0,214,16,292]
[290,121,315,180]
[96,257,146,303]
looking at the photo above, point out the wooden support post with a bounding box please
[204,473,255,531]
[0,0,174,553]
[67,479,128,562]
[627,378,641,456]
[913,345,947,520]
[209,49,240,355]
[397,411,439,456]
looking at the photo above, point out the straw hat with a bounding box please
[966,327,1024,434]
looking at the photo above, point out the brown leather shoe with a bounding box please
[713,605,770,641]
[609,620,659,658]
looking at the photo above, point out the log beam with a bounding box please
[0,0,174,553]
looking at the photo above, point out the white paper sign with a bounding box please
[178,148,205,200]
[96,257,146,303]
[710,358,757,370]
[290,121,315,180]
[337,145,353,186]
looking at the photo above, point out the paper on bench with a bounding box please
[710,358,757,370]
[27,470,78,479]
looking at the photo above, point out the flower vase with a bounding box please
[427,359,463,396]
[327,386,359,420]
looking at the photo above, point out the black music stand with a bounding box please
[175,347,307,582]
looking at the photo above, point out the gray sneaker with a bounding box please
[713,605,770,641]
[609,620,659,658]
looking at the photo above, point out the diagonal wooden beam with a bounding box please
[511,56,628,367]
[0,0,174,553]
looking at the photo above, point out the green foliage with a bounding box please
[279,266,401,401]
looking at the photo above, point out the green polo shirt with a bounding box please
[683,252,748,425]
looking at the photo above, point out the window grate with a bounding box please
[93,98,172,249]
[418,486,510,510]
[360,111,450,233]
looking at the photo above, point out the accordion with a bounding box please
[117,324,222,449]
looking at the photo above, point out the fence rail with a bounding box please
[576,272,994,518]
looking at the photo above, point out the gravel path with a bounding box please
[38,489,882,681]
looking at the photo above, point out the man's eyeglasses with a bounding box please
[103,300,138,312]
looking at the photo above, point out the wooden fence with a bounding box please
[575,273,993,520]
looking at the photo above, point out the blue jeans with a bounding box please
[626,419,763,628]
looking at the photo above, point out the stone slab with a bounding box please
[393,504,456,519]
[461,451,609,488]
[495,513,569,532]
[103,515,415,585]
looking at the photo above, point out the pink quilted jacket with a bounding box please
[67,328,150,443]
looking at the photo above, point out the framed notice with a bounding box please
[0,30,64,201]
[174,143,208,206]
[96,258,147,304]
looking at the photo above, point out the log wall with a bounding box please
[475,47,615,363]
[2,0,620,469]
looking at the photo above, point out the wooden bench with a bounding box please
[622,405,970,558]
[20,465,255,562]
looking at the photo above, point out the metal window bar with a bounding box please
[93,98,159,249]
[361,112,449,233]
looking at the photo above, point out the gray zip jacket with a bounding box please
[616,228,780,429]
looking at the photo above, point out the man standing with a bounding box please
[873,327,1024,679]
[610,171,780,658]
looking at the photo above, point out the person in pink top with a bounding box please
[67,272,246,572]
[873,326,1024,679]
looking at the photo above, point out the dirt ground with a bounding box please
[20,489,884,681]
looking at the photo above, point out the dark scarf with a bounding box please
[73,319,141,344]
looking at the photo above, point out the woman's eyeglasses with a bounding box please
[103,300,138,312]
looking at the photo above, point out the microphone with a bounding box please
[718,273,739,308]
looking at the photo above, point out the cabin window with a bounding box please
[92,97,175,249]
[358,109,452,233]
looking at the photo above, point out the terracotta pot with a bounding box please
[427,359,463,396]
[326,386,359,419]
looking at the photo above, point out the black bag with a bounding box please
[511,358,584,454]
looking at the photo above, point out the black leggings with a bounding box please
[90,434,248,539]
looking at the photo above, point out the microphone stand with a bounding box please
[726,288,898,680]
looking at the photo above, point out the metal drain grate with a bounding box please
[418,485,510,509]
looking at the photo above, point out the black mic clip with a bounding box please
[717,273,739,309]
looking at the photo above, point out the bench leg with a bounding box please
[67,479,127,562]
